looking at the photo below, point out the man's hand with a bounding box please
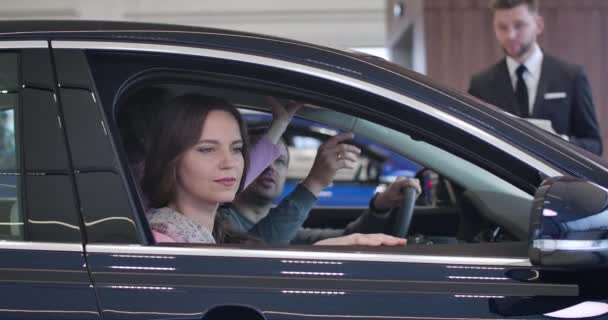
[301,132,361,196]
[265,96,302,144]
[373,177,421,211]
[314,233,407,246]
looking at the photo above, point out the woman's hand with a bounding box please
[314,233,407,246]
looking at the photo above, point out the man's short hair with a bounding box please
[490,0,539,13]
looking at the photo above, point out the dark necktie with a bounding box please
[515,65,529,117]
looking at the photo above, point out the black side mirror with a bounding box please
[529,176,608,268]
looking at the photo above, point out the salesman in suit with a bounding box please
[468,0,602,155]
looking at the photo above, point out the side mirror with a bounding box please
[529,176,608,268]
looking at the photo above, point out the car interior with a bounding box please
[116,80,535,248]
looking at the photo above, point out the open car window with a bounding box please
[116,80,533,247]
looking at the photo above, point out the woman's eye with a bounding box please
[197,147,214,153]
[233,146,243,153]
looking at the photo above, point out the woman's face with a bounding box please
[175,110,244,206]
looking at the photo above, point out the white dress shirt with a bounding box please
[506,43,543,115]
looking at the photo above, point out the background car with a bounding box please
[0,21,606,320]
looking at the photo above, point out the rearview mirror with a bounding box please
[529,176,608,268]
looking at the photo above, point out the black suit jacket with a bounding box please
[468,54,602,155]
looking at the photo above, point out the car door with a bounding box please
[51,40,601,320]
[0,43,100,319]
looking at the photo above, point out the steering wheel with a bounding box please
[392,186,418,238]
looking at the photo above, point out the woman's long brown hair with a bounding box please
[142,93,259,244]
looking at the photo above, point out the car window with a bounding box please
[86,48,542,251]
[113,80,530,245]
[0,52,20,240]
[0,49,86,243]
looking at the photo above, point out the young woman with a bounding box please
[143,93,406,246]
[119,87,295,200]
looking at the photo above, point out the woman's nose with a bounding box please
[219,149,239,168]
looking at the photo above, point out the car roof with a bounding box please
[1,20,606,185]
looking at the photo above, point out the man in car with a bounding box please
[221,130,421,244]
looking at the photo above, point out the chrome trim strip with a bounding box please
[87,244,531,267]
[0,40,48,49]
[533,239,608,252]
[0,241,83,252]
[52,40,561,177]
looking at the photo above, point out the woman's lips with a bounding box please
[214,177,237,187]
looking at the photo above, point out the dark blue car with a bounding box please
[0,21,607,320]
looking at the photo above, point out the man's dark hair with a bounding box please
[491,0,539,13]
